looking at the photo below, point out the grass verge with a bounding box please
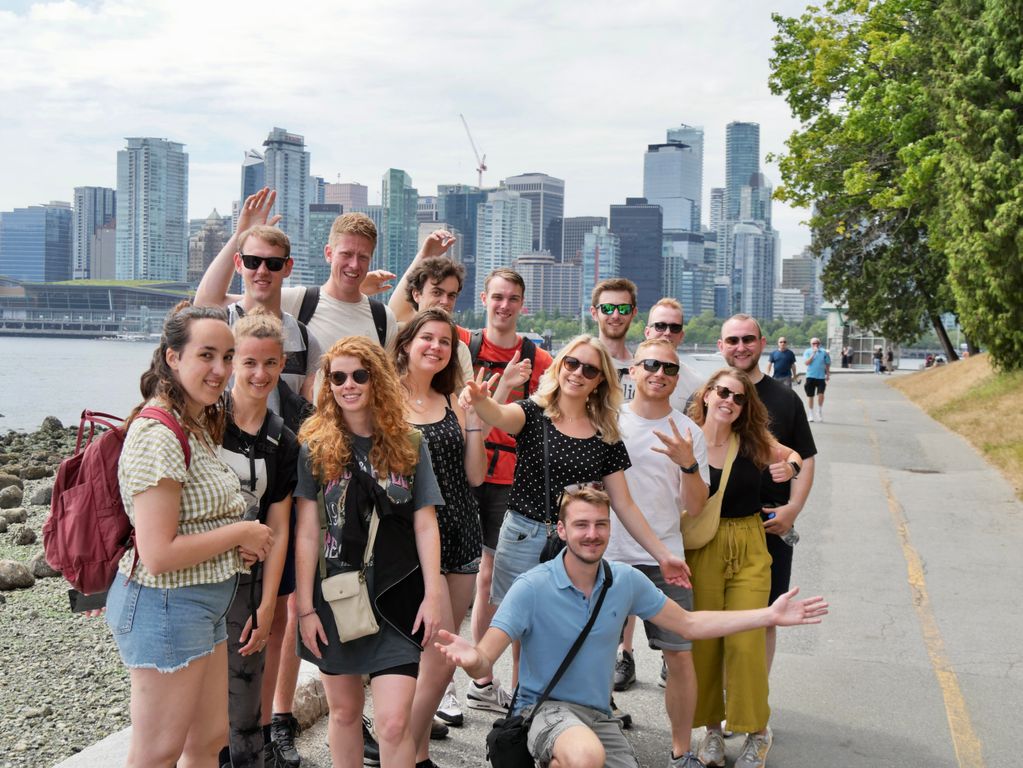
[891,353,1023,499]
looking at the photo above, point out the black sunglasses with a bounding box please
[723,334,759,346]
[563,356,601,380]
[597,303,634,316]
[637,359,680,376]
[240,254,289,272]
[328,369,370,386]
[713,385,747,406]
[649,321,683,334]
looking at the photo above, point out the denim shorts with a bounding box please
[106,574,238,673]
[490,510,549,605]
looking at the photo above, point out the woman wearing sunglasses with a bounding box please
[685,367,802,768]
[462,334,690,609]
[293,336,446,768]
[393,308,487,767]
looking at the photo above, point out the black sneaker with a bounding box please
[613,650,636,692]
[270,712,301,768]
[263,740,280,768]
[363,715,381,766]
[430,717,449,740]
[610,696,633,730]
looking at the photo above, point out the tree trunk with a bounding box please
[964,333,981,356]
[930,315,960,361]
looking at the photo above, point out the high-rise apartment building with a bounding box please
[666,123,704,227]
[733,222,775,320]
[501,173,565,253]
[725,122,760,222]
[0,202,73,282]
[609,198,662,311]
[263,128,310,283]
[511,253,581,316]
[324,182,368,210]
[240,149,265,201]
[740,172,772,229]
[548,216,609,265]
[474,189,532,308]
[580,225,621,313]
[72,187,115,280]
[116,137,189,281]
[417,196,438,224]
[187,210,230,285]
[308,203,343,287]
[662,232,714,317]
[782,250,823,316]
[382,169,419,292]
[438,184,488,311]
[308,175,326,206]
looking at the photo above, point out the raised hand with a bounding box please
[433,629,482,670]
[462,366,497,406]
[361,269,396,296]
[500,349,532,392]
[651,418,697,468]
[237,187,281,233]
[420,230,457,260]
[770,587,829,626]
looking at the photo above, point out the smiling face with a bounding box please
[413,275,461,314]
[481,276,524,334]
[631,345,679,403]
[232,335,284,403]
[557,341,605,400]
[590,289,637,342]
[405,320,453,375]
[644,304,685,347]
[166,318,234,415]
[557,499,611,565]
[325,233,374,301]
[703,373,746,428]
[718,317,766,374]
[234,235,292,304]
[329,354,372,414]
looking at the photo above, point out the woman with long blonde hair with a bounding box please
[293,336,445,768]
[461,334,690,609]
[685,367,802,768]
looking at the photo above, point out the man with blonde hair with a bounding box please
[644,297,704,410]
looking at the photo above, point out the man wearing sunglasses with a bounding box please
[717,315,817,683]
[590,278,641,401]
[766,337,798,390]
[644,298,705,411]
[606,338,710,768]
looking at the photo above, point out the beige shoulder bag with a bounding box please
[681,432,738,551]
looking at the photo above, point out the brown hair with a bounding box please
[393,308,464,396]
[405,256,465,309]
[129,300,229,445]
[591,277,637,309]
[483,267,525,294]
[329,213,378,248]
[558,484,612,522]
[687,367,773,468]
[298,336,417,482]
[238,225,291,260]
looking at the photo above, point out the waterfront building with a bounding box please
[240,149,265,201]
[501,173,565,253]
[773,287,806,323]
[666,123,705,227]
[733,221,775,320]
[438,184,488,311]
[116,137,188,282]
[72,187,116,280]
[609,197,662,311]
[725,122,760,222]
[308,203,343,286]
[782,249,823,317]
[473,189,532,308]
[89,223,117,280]
[262,128,310,283]
[644,125,703,233]
[308,175,326,206]
[0,202,73,283]
[511,252,581,316]
[662,231,713,315]
[580,225,621,314]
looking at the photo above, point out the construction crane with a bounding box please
[459,113,487,188]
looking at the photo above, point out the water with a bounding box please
[0,337,156,431]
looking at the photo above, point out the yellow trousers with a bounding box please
[686,513,772,733]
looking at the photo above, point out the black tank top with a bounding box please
[708,453,763,518]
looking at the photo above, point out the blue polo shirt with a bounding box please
[803,347,831,378]
[491,553,666,715]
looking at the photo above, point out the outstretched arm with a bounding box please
[386,229,457,323]
[195,188,280,308]
[460,367,527,435]
[434,626,512,680]
[651,586,828,640]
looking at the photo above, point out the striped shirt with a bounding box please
[117,405,245,588]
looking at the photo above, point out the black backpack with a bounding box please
[297,285,387,347]
[467,331,538,395]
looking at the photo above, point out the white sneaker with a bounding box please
[436,682,463,726]
[735,726,773,768]
[466,679,512,713]
[816,408,824,422]
[807,410,815,422]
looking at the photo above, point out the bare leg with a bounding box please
[548,724,606,768]
[471,550,499,685]
[321,674,365,768]
[370,674,418,768]
[663,649,697,757]
[180,643,231,768]
[273,593,302,713]
[261,594,290,723]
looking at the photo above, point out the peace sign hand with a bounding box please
[462,366,497,407]
[651,418,697,468]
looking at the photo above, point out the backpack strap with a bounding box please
[297,286,320,327]
[518,336,537,395]
[369,299,387,347]
[468,329,484,365]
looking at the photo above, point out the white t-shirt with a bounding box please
[607,403,710,565]
[669,361,705,415]
[280,286,397,353]
[612,354,636,402]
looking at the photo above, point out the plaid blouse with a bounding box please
[117,405,244,588]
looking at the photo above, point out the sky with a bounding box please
[0,0,815,257]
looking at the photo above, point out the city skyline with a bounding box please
[0,0,815,259]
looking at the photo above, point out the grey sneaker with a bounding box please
[658,658,668,688]
[466,679,512,713]
[735,727,773,768]
[669,751,706,768]
[697,729,726,768]
[436,682,463,726]
[613,649,637,691]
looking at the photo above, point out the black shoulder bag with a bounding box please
[486,560,614,768]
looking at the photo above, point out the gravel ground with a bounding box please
[0,424,132,768]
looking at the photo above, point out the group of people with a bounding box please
[766,336,832,422]
[101,186,827,768]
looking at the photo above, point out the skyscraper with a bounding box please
[0,202,73,282]
[548,216,609,265]
[240,149,265,201]
[511,253,581,316]
[116,137,189,281]
[666,123,705,227]
[609,198,662,311]
[474,189,532,307]
[438,184,488,311]
[262,128,310,283]
[187,210,230,285]
[325,182,368,210]
[644,124,704,233]
[382,169,419,291]
[580,225,621,313]
[501,173,565,252]
[725,122,760,221]
[733,222,775,320]
[308,203,343,286]
[72,187,115,280]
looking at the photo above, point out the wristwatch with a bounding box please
[789,461,801,479]
[681,461,700,475]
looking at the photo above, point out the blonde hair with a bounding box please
[298,336,417,482]
[239,225,291,259]
[649,297,684,325]
[233,308,285,350]
[634,337,678,360]
[329,213,378,248]
[533,335,622,444]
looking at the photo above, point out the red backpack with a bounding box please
[43,407,191,595]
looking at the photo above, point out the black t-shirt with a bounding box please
[219,411,299,524]
[755,375,817,506]
[709,453,763,518]
[507,399,631,523]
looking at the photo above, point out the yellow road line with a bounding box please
[862,406,985,768]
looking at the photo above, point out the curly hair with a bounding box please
[298,336,417,482]
[128,300,230,445]
[404,256,465,309]
[687,367,774,468]
[533,335,622,444]
[393,308,463,395]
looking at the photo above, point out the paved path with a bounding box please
[292,372,1021,767]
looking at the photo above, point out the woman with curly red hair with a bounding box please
[293,336,445,768]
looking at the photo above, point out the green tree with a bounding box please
[933,0,1023,369]
[769,0,959,358]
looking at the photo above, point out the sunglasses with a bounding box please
[723,334,759,346]
[240,254,289,272]
[637,359,680,376]
[328,369,370,386]
[597,303,634,316]
[712,385,747,406]
[562,356,601,380]
[649,321,683,334]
